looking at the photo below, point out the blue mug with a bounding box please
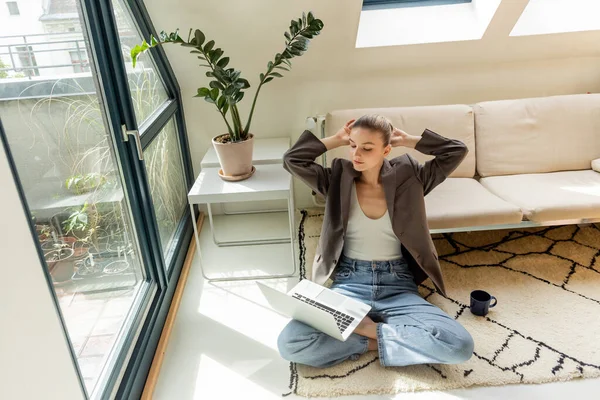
[470,290,497,316]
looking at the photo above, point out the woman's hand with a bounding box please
[333,119,356,146]
[391,126,420,149]
[322,119,356,150]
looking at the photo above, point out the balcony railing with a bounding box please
[0,31,92,78]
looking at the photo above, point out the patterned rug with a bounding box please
[284,208,600,397]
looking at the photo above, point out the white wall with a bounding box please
[0,139,84,399]
[145,0,600,208]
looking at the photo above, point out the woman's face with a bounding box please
[349,127,391,172]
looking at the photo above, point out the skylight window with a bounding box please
[357,0,500,47]
[511,0,600,36]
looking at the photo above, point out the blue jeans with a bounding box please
[277,254,474,368]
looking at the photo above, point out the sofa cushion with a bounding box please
[324,104,475,178]
[425,178,523,230]
[480,170,600,222]
[474,93,600,177]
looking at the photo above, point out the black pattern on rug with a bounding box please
[283,210,308,397]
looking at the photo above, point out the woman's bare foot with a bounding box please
[354,315,378,340]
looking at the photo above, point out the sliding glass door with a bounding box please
[0,0,192,398]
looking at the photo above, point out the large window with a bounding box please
[0,0,192,398]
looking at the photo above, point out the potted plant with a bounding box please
[130,11,324,180]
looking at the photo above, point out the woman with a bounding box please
[278,114,474,368]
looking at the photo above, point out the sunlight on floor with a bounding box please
[198,280,291,351]
[193,354,281,400]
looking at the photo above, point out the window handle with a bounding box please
[121,124,144,161]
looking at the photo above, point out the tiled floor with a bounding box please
[56,285,138,394]
[153,213,600,399]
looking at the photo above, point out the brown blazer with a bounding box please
[283,129,469,297]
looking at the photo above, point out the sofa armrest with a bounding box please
[593,158,600,172]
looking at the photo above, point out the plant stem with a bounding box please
[219,109,234,136]
[243,80,265,135]
[230,105,243,141]
[243,28,302,134]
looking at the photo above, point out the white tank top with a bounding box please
[342,181,403,261]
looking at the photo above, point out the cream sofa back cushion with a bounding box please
[324,104,476,178]
[474,93,600,177]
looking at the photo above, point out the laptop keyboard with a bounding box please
[292,293,355,332]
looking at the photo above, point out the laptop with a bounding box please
[257,279,371,341]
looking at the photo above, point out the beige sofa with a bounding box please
[311,93,600,233]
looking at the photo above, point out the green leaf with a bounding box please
[206,71,214,78]
[209,81,225,90]
[291,41,306,51]
[288,47,302,56]
[210,88,219,100]
[238,78,250,88]
[217,57,230,68]
[130,46,141,67]
[290,20,298,35]
[235,91,245,102]
[302,11,307,26]
[195,87,211,97]
[307,12,314,24]
[211,48,223,63]
[264,77,274,83]
[284,32,291,41]
[270,72,283,78]
[217,95,226,109]
[150,36,158,46]
[311,19,324,31]
[259,73,265,81]
[204,40,215,52]
[223,85,235,96]
[275,65,290,71]
[296,36,308,45]
[222,102,229,115]
[213,68,226,82]
[205,97,216,104]
[194,29,206,46]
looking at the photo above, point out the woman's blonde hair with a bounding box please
[351,114,394,146]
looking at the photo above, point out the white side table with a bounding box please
[200,138,293,246]
[188,163,297,281]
